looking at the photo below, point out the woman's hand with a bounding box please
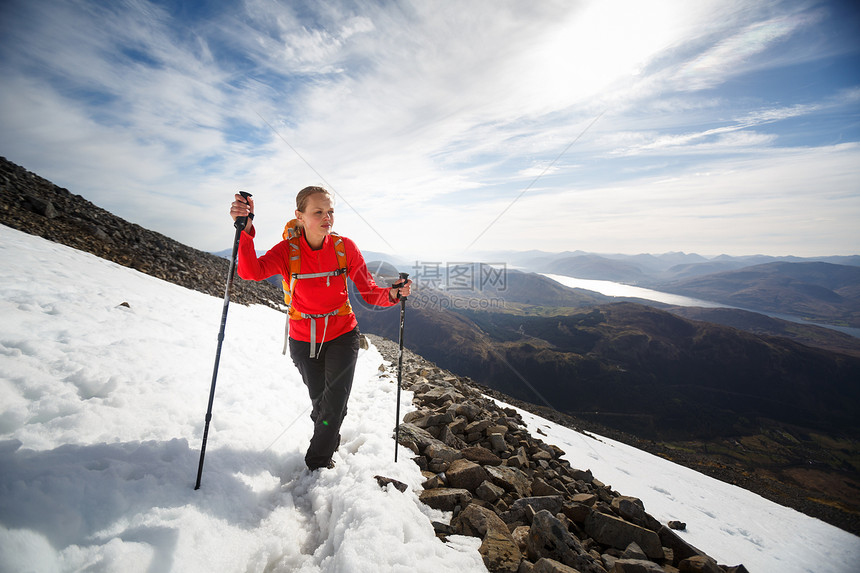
[229,193,255,233]
[390,279,412,302]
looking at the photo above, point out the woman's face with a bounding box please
[297,192,334,238]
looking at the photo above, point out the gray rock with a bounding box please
[658,525,708,566]
[620,542,648,561]
[527,510,607,573]
[506,446,530,469]
[454,504,522,573]
[488,433,509,453]
[611,497,647,524]
[447,458,491,492]
[477,480,506,502]
[611,558,666,572]
[532,558,581,573]
[486,465,533,498]
[678,555,723,573]
[425,441,463,463]
[511,496,565,517]
[397,422,443,452]
[584,511,663,560]
[463,445,504,466]
[532,477,564,497]
[418,488,472,511]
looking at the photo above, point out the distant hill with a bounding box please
[483,269,610,308]
[354,293,860,440]
[495,249,859,278]
[537,254,648,282]
[656,261,860,328]
[524,253,860,329]
[659,260,750,281]
[666,306,860,358]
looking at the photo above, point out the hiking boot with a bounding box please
[308,459,336,471]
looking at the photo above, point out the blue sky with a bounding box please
[1,0,858,261]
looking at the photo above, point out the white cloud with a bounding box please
[1,0,857,257]
[455,143,860,257]
[674,11,817,91]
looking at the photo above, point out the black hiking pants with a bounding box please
[289,327,361,469]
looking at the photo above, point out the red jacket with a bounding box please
[237,227,396,342]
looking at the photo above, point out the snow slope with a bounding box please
[1,223,858,572]
[0,225,482,572]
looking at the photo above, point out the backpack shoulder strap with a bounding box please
[330,233,352,315]
[281,219,302,306]
[330,232,349,275]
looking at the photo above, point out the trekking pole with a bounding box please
[393,272,409,462]
[195,191,252,490]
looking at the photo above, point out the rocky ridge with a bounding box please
[369,335,747,573]
[0,157,282,308]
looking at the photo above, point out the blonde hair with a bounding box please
[296,186,332,212]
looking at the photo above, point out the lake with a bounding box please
[542,273,860,338]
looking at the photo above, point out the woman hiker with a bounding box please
[229,186,411,470]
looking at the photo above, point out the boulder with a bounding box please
[397,422,443,452]
[512,525,530,552]
[511,496,565,517]
[463,445,504,466]
[488,433,509,453]
[561,502,591,523]
[532,477,564,497]
[418,488,472,512]
[611,497,646,524]
[678,555,722,573]
[532,558,581,573]
[447,458,490,492]
[507,446,530,469]
[658,525,708,566]
[570,468,594,482]
[610,496,661,531]
[454,504,522,573]
[620,542,648,561]
[527,510,607,573]
[422,386,465,405]
[611,558,666,573]
[421,474,446,490]
[477,480,506,502]
[571,493,597,506]
[465,419,494,434]
[584,511,663,560]
[425,442,463,464]
[486,465,533,498]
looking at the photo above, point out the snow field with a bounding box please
[0,224,484,572]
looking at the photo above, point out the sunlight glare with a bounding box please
[526,0,682,108]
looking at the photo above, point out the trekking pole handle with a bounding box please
[393,272,409,301]
[234,191,253,231]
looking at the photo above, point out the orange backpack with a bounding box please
[280,219,353,356]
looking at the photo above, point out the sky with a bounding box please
[2,223,858,572]
[1,0,859,262]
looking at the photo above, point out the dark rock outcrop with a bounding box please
[0,156,282,308]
